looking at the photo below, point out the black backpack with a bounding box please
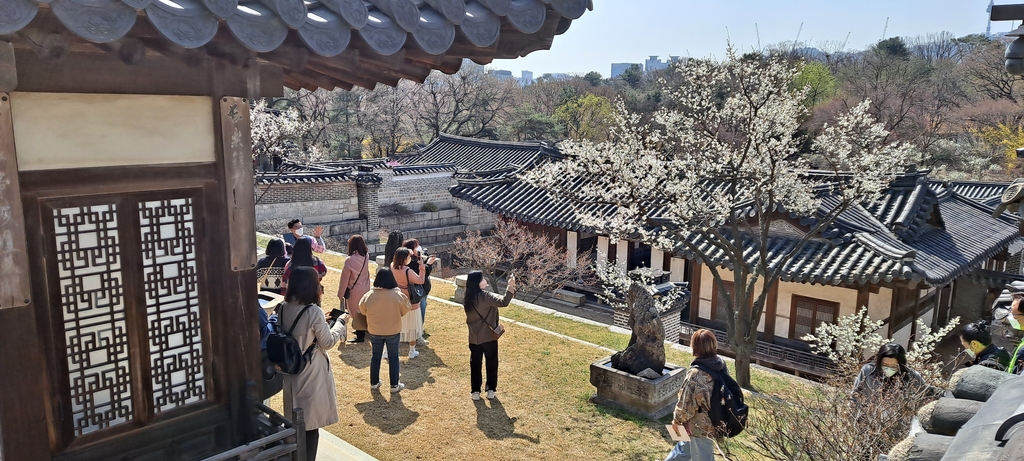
[692,363,748,438]
[266,304,317,375]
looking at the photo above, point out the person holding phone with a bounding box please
[392,247,436,359]
[402,238,433,344]
[463,271,515,401]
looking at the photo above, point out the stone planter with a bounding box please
[590,356,686,419]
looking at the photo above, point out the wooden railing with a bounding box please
[201,402,305,461]
[679,322,834,378]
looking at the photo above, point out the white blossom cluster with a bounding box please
[250,99,325,167]
[522,50,913,372]
[593,254,685,313]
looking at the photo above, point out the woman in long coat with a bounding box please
[277,266,346,461]
[338,235,372,343]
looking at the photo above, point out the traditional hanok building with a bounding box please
[0,0,593,459]
[450,162,1024,376]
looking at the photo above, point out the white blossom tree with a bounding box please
[523,50,913,387]
[250,99,324,204]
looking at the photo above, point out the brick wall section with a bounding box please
[454,199,497,232]
[376,170,454,212]
[380,209,460,232]
[358,183,381,239]
[255,181,359,223]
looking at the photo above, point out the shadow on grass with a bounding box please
[353,391,420,435]
[473,399,540,444]
[399,345,447,390]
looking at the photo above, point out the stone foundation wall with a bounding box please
[380,209,461,233]
[454,199,497,232]
[376,170,454,212]
[255,181,359,222]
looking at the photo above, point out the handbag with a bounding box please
[343,255,368,300]
[471,302,505,340]
[257,257,277,291]
[405,268,426,304]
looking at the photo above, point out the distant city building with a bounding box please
[488,69,514,81]
[644,55,685,73]
[519,70,534,86]
[611,63,641,78]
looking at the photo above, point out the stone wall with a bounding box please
[454,198,497,232]
[380,209,460,233]
[357,183,381,239]
[255,181,359,223]
[376,170,454,212]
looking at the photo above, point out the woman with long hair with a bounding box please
[359,268,411,393]
[281,238,327,295]
[402,238,432,344]
[338,235,371,343]
[383,230,404,267]
[392,247,436,359]
[276,266,346,461]
[852,343,927,402]
[463,270,515,400]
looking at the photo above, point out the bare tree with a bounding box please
[961,38,1024,103]
[270,88,365,159]
[452,219,592,302]
[359,81,419,158]
[412,65,518,141]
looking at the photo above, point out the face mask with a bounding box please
[1010,315,1022,331]
[416,246,423,254]
[965,348,976,360]
[882,366,898,378]
[294,227,304,237]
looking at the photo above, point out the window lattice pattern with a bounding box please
[793,297,838,338]
[140,198,206,412]
[54,204,132,436]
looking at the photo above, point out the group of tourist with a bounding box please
[255,219,516,461]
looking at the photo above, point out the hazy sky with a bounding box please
[489,0,1008,76]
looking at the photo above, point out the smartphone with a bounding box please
[328,308,344,327]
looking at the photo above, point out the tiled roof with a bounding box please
[260,162,381,184]
[399,133,562,172]
[451,167,1022,287]
[944,180,1009,201]
[393,163,457,176]
[4,0,592,91]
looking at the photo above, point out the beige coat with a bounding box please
[276,301,342,429]
[359,288,411,336]
[338,253,371,330]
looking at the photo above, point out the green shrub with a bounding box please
[421,202,439,212]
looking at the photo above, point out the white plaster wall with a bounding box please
[891,322,912,348]
[699,265,767,332]
[616,239,628,271]
[868,287,893,321]
[651,248,664,270]
[11,93,215,170]
[566,231,578,267]
[670,257,686,283]
[597,236,609,271]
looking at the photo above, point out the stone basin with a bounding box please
[589,356,687,420]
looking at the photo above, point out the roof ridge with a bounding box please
[435,133,547,149]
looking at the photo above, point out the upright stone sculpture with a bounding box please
[610,282,666,377]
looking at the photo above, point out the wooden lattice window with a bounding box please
[45,192,210,442]
[790,295,839,339]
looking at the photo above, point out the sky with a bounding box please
[489,0,1009,77]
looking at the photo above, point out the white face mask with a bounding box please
[294,227,304,237]
[965,348,976,360]
[882,366,898,378]
[1010,315,1022,331]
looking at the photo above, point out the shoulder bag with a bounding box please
[471,299,505,340]
[343,255,367,300]
[404,267,426,304]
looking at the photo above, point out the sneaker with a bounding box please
[408,349,420,359]
[471,392,481,401]
[487,390,496,400]
[416,337,429,346]
[390,383,405,393]
[371,381,382,390]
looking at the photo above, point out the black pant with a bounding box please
[305,429,319,461]
[469,340,499,393]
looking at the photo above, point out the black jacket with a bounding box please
[970,344,1011,371]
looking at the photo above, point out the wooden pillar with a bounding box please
[616,239,629,272]
[689,260,702,324]
[651,248,664,271]
[764,280,780,342]
[597,235,609,271]
[566,230,578,268]
[0,42,16,93]
[0,93,30,308]
[670,257,686,283]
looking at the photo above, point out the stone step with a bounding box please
[402,225,467,245]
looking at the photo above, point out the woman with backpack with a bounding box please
[275,266,346,461]
[672,328,728,439]
[359,268,412,393]
[338,235,371,343]
[463,271,515,401]
[392,247,436,359]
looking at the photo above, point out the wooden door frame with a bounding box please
[788,294,841,339]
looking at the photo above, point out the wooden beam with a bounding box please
[204,40,253,68]
[16,28,70,61]
[0,42,15,92]
[259,45,309,72]
[764,279,779,342]
[138,37,208,68]
[92,37,147,65]
[689,260,702,324]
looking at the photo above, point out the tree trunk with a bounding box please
[733,337,754,387]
